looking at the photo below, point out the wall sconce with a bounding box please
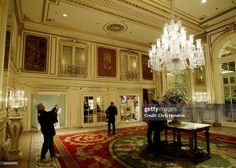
[6,90,27,115]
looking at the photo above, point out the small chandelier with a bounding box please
[148,0,205,74]
[6,90,27,114]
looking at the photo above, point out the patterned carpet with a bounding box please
[54,126,147,168]
[53,126,236,168]
[109,134,236,168]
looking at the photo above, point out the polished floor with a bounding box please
[3,121,236,168]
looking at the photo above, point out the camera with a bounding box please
[52,105,59,113]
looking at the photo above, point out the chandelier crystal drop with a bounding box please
[148,19,205,73]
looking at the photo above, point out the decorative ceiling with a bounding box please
[18,0,236,47]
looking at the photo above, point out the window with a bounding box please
[221,61,236,104]
[218,37,236,122]
[219,38,236,58]
[60,42,87,78]
[120,51,138,80]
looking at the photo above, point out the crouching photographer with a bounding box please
[36,103,60,163]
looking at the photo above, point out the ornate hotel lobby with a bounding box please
[0,0,236,167]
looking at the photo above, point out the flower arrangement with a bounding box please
[161,88,187,104]
[161,88,188,124]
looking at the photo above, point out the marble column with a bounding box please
[0,0,10,162]
[0,0,9,109]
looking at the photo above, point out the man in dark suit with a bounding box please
[106,102,118,134]
[37,103,60,162]
[146,120,166,149]
[146,100,167,151]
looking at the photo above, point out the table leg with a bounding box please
[194,132,197,151]
[189,132,194,153]
[173,130,176,142]
[205,129,210,156]
[165,129,167,142]
[177,131,181,151]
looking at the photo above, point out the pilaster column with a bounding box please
[0,0,9,111]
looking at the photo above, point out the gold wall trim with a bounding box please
[23,20,149,47]
[24,28,149,53]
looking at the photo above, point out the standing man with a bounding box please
[36,103,60,162]
[106,102,118,134]
[146,101,167,152]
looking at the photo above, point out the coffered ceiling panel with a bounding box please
[172,0,235,20]
[19,0,236,47]
[46,1,161,46]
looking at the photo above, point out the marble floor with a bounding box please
[2,121,236,168]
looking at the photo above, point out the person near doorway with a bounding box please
[106,102,118,134]
[36,103,60,162]
[232,90,236,104]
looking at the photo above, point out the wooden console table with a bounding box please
[164,121,211,157]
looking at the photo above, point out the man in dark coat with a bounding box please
[146,100,167,151]
[106,102,118,134]
[146,120,166,149]
[37,103,59,161]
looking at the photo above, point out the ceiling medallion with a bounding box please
[104,22,128,33]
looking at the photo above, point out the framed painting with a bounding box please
[97,47,116,77]
[142,55,153,80]
[23,34,48,72]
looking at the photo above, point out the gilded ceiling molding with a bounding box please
[224,22,236,33]
[123,0,201,31]
[43,0,59,23]
[195,32,207,43]
[45,0,162,31]
[23,14,33,22]
[60,0,202,33]
[199,6,236,25]
[61,0,202,33]
[49,0,58,3]
[14,0,24,34]
[23,20,149,47]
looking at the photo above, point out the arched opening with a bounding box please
[212,32,236,126]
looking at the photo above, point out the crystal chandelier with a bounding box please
[148,0,205,74]
[6,90,27,114]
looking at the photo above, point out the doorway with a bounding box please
[31,92,65,130]
[83,96,106,125]
[120,95,140,122]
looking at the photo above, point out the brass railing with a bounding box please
[120,71,138,80]
[60,65,86,78]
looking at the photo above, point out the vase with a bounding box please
[7,115,23,160]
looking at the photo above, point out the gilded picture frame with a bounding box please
[97,47,116,77]
[23,34,48,73]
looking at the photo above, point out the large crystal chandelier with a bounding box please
[148,0,205,74]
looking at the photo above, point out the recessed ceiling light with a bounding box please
[201,0,207,3]
[62,13,68,17]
